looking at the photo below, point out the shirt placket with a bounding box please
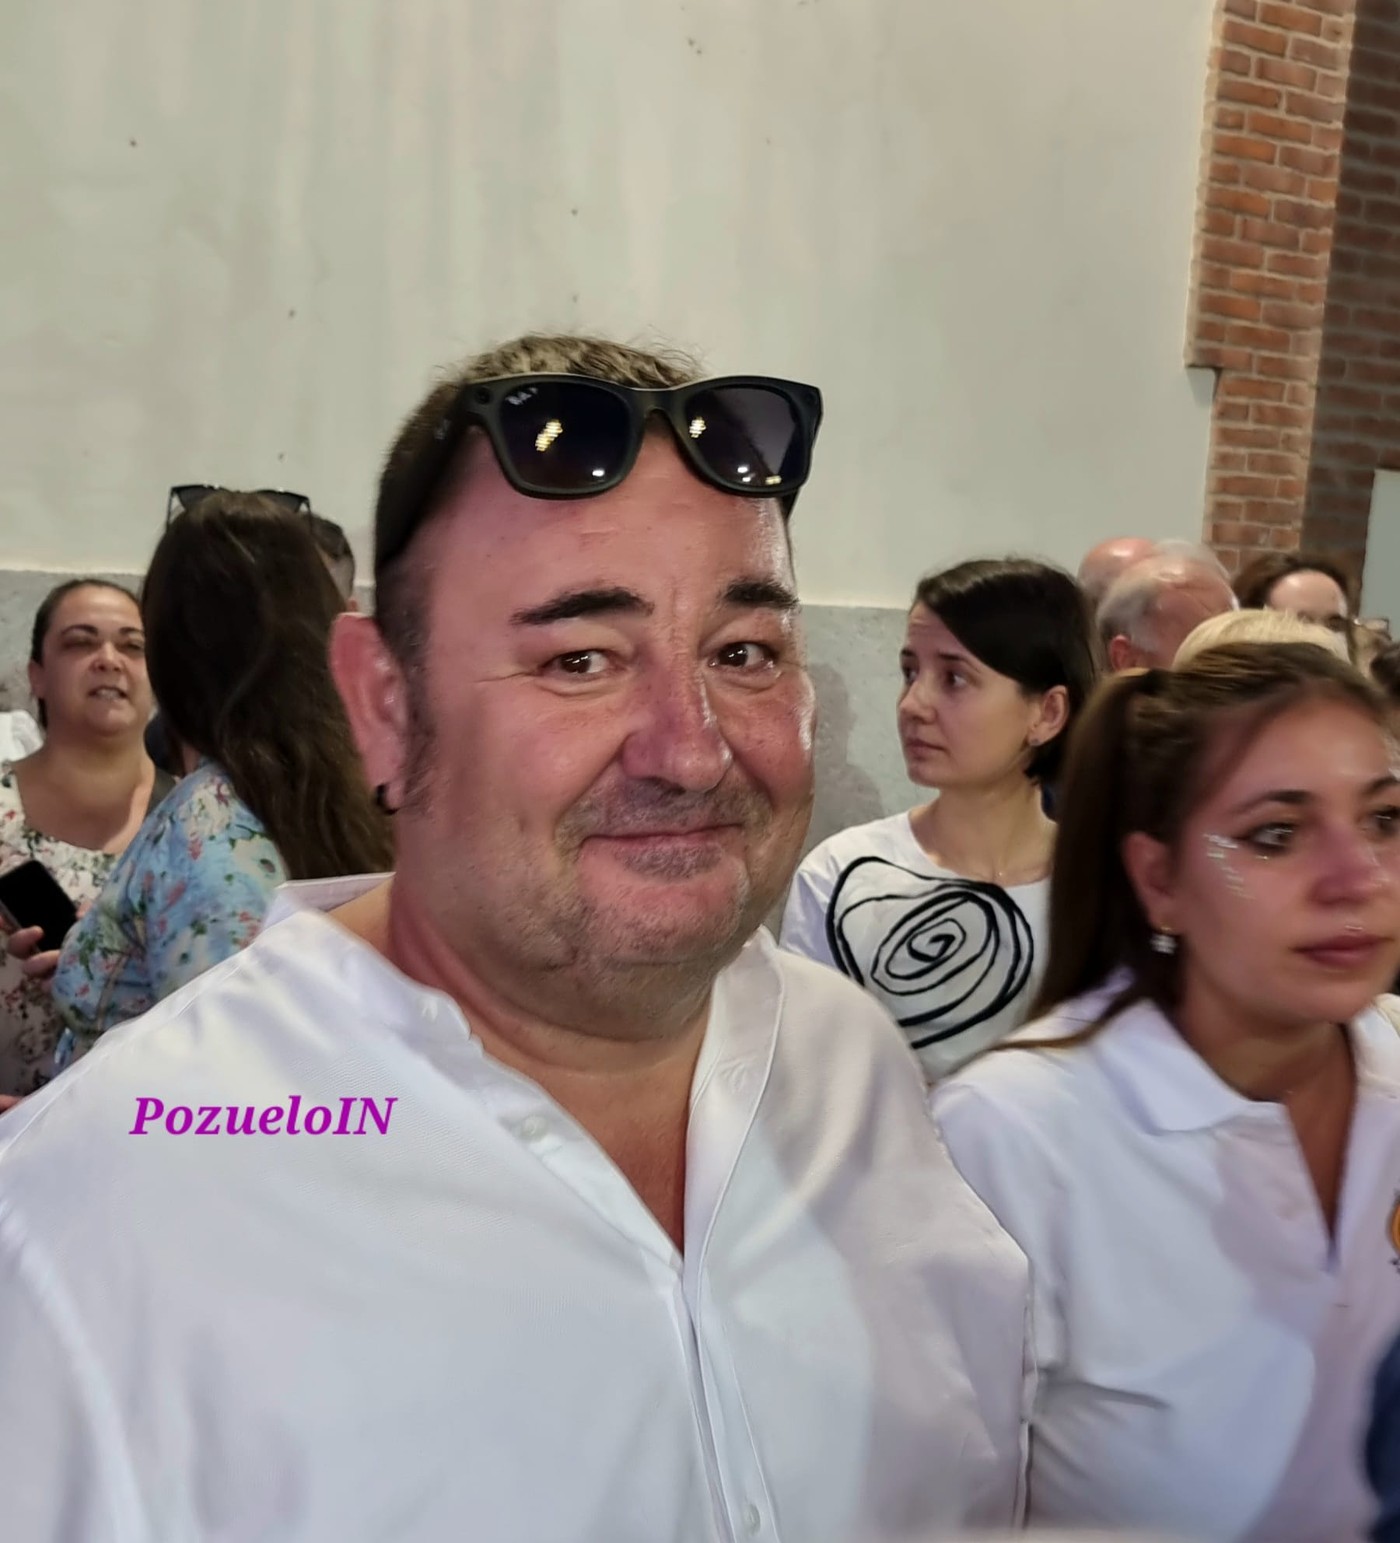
[441,962,783,1542]
[678,1045,779,1543]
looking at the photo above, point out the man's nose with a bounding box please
[619,666,733,791]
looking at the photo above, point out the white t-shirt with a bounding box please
[0,876,1031,1543]
[931,987,1400,1542]
[780,811,1049,1080]
[0,712,40,764]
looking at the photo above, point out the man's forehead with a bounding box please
[430,441,793,600]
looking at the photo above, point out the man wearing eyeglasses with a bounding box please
[0,333,1030,1541]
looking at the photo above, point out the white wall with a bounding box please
[0,0,1217,606]
[1363,470,1400,621]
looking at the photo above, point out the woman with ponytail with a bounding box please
[47,493,392,1066]
[931,641,1400,1541]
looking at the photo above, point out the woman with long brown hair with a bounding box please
[931,642,1400,1541]
[47,492,391,1065]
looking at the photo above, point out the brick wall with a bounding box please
[1187,0,1357,574]
[1303,1,1400,571]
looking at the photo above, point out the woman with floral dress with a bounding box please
[0,580,170,1095]
[46,491,393,1067]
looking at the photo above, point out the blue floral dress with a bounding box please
[52,762,285,1070]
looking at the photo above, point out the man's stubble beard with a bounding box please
[407,816,805,1034]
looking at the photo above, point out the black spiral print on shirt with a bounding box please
[824,857,1034,1048]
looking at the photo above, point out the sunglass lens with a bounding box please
[681,386,806,494]
[496,381,633,493]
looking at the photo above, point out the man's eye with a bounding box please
[713,642,776,671]
[548,650,608,677]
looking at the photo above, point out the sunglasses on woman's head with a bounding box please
[374,373,823,572]
[166,485,311,526]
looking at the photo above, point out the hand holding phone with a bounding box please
[5,927,60,984]
[0,861,78,953]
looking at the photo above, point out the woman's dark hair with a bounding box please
[142,493,392,880]
[29,578,141,730]
[1234,550,1355,613]
[913,558,1101,785]
[1027,641,1386,1044]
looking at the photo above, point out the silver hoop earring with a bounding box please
[1150,929,1178,956]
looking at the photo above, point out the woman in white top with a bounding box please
[782,557,1098,1078]
[932,641,1400,1542]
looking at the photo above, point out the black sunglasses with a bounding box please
[166,485,311,525]
[374,373,823,572]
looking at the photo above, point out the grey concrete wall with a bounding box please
[0,570,918,859]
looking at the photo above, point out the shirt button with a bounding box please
[742,1502,762,1534]
[517,1115,548,1143]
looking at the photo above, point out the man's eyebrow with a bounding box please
[510,588,654,627]
[723,578,800,612]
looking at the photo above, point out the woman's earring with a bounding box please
[374,784,398,816]
[1150,928,1178,956]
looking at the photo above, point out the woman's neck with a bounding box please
[1171,977,1357,1231]
[909,776,1054,887]
[28,729,150,798]
[1174,978,1351,1103]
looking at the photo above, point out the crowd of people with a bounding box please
[0,329,1399,1541]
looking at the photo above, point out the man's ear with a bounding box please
[330,614,412,807]
[1107,635,1137,673]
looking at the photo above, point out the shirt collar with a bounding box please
[1093,1002,1254,1133]
[260,873,782,1103]
[1091,995,1400,1135]
[262,873,391,929]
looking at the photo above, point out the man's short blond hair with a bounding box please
[1174,606,1349,667]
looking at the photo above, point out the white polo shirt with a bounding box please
[0,878,1031,1543]
[931,988,1400,1542]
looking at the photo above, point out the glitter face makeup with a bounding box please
[1204,832,1251,899]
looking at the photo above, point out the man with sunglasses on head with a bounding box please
[0,333,1029,1542]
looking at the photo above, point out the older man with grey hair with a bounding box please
[1098,541,1237,671]
[1077,535,1158,614]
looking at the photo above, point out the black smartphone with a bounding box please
[0,860,79,952]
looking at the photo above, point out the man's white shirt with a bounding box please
[0,878,1030,1542]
